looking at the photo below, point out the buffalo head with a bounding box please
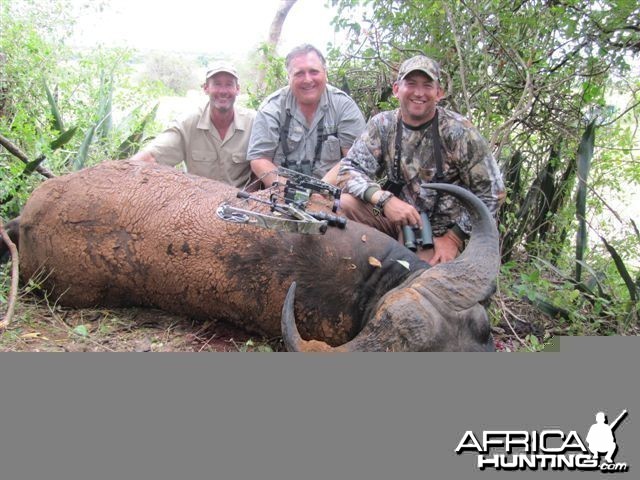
[282,183,499,351]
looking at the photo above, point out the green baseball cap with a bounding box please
[397,55,440,82]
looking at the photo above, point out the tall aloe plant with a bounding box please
[43,78,78,156]
[43,79,65,132]
[96,69,114,141]
[73,124,96,171]
[73,68,114,170]
[116,103,159,159]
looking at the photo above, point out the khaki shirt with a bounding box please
[246,85,365,178]
[147,103,256,188]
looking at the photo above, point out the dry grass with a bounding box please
[0,291,282,352]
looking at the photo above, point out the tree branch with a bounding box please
[256,0,298,89]
[491,51,534,158]
[0,132,55,179]
[598,98,640,128]
[443,3,471,115]
[0,224,19,330]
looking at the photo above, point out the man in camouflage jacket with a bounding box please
[336,55,505,265]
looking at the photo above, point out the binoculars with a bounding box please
[402,212,433,251]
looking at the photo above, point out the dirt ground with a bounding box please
[0,293,283,352]
[0,291,530,352]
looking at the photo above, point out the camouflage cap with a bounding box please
[205,61,239,80]
[397,55,440,82]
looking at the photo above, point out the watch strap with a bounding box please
[373,191,394,216]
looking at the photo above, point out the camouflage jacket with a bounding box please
[337,107,505,236]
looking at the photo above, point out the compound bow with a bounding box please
[217,167,347,235]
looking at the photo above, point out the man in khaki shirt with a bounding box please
[131,62,256,188]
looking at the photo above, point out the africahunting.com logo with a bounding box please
[455,410,630,472]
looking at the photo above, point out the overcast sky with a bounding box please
[70,0,342,59]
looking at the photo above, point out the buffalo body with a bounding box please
[3,160,499,350]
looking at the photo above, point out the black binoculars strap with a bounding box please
[431,111,444,182]
[392,113,405,183]
[280,110,325,173]
[279,111,294,160]
[313,120,325,163]
[428,112,446,219]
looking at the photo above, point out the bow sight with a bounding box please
[216,166,347,235]
[276,166,341,213]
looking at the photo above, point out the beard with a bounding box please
[213,97,235,113]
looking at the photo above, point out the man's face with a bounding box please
[393,71,443,126]
[204,72,239,113]
[287,52,327,108]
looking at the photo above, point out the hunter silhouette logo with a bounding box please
[586,410,627,463]
[455,409,630,472]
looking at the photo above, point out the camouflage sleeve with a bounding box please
[336,114,390,199]
[453,125,505,234]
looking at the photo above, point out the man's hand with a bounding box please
[381,196,421,227]
[429,230,464,266]
[129,151,156,164]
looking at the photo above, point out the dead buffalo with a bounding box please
[1,159,499,351]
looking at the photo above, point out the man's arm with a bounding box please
[336,116,386,198]
[250,158,280,188]
[370,192,422,228]
[129,150,157,163]
[335,95,366,153]
[246,97,283,187]
[129,116,193,168]
[320,146,351,185]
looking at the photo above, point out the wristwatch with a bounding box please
[373,191,394,216]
